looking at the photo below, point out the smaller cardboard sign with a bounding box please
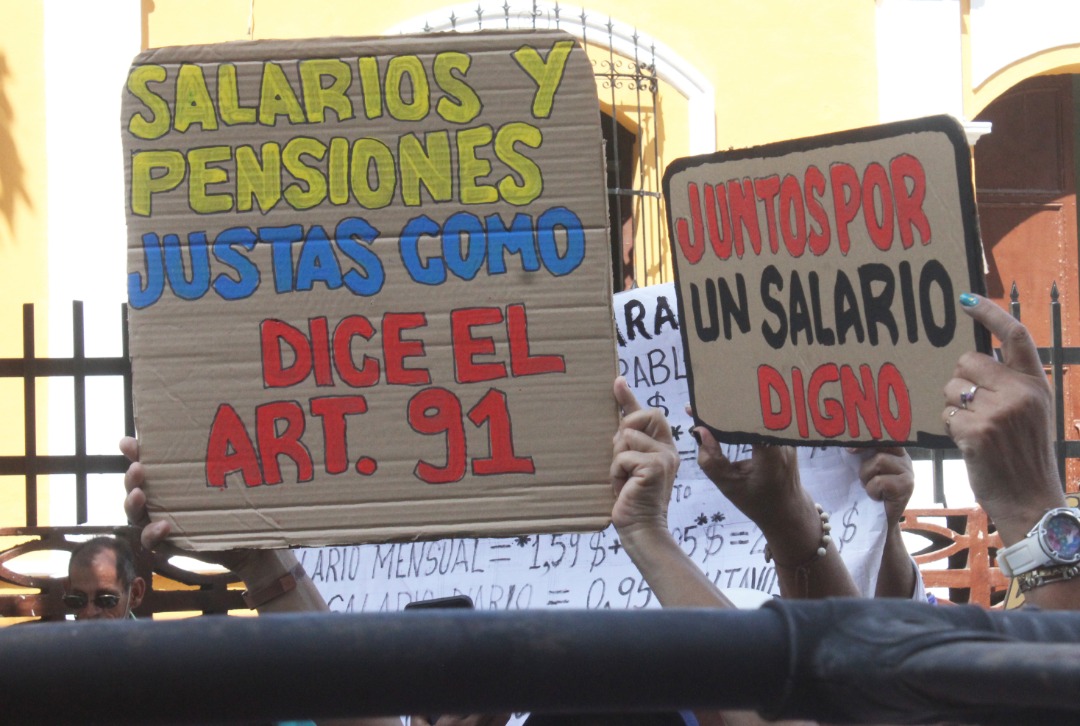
[121,30,618,549]
[663,116,988,447]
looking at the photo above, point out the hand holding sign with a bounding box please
[695,425,858,598]
[854,447,915,528]
[693,427,815,557]
[942,293,1065,545]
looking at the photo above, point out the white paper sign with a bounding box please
[303,284,889,610]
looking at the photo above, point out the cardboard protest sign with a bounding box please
[121,30,617,549]
[664,116,987,447]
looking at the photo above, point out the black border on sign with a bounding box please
[661,115,989,450]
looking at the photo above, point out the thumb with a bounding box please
[614,376,642,416]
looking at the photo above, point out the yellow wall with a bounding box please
[143,0,880,151]
[0,3,49,524]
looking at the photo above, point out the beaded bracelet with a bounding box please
[1016,563,1080,594]
[763,503,831,568]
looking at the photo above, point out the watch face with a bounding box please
[1043,511,1080,562]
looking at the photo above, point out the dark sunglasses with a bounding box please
[62,592,121,610]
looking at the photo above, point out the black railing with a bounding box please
[3,600,1080,724]
[0,302,132,526]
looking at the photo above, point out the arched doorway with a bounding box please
[974,73,1080,489]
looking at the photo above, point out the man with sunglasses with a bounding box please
[65,536,146,620]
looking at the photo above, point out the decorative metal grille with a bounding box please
[405,1,668,289]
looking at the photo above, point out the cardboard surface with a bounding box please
[663,116,988,447]
[121,30,617,549]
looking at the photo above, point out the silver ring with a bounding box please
[960,384,978,409]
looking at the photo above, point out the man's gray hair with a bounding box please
[68,536,138,588]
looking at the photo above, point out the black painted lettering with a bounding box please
[834,270,863,344]
[919,259,955,347]
[858,263,899,345]
[759,265,787,350]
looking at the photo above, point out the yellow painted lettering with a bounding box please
[434,52,480,124]
[282,137,328,210]
[357,57,383,119]
[218,64,257,125]
[188,146,233,214]
[495,122,543,205]
[385,55,429,122]
[350,138,396,209]
[130,150,185,216]
[236,142,282,213]
[456,125,498,205]
[512,40,574,118]
[299,59,354,123]
[259,62,306,126]
[173,64,219,133]
[328,137,350,205]
[126,65,171,140]
[399,131,452,206]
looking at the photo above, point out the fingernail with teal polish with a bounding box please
[959,293,978,308]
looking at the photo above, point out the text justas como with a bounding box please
[127,209,586,308]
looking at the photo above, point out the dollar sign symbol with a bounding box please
[646,392,669,416]
[841,504,858,545]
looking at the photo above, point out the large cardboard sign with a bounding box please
[301,283,891,613]
[121,31,618,549]
[664,116,987,447]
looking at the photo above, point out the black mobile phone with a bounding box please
[403,595,475,610]
[404,595,475,724]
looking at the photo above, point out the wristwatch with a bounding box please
[997,507,1080,577]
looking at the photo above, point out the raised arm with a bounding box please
[943,293,1080,610]
[855,447,917,598]
[610,377,733,608]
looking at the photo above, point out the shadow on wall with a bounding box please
[0,52,32,237]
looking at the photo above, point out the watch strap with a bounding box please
[1016,563,1080,593]
[997,536,1049,577]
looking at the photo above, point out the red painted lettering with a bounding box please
[452,307,508,383]
[830,162,860,255]
[261,319,313,388]
[862,161,894,251]
[256,400,313,485]
[332,315,380,387]
[753,175,782,253]
[890,153,931,248]
[206,403,263,487]
[507,303,565,377]
[310,395,368,475]
[383,312,431,385]
[757,364,791,431]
